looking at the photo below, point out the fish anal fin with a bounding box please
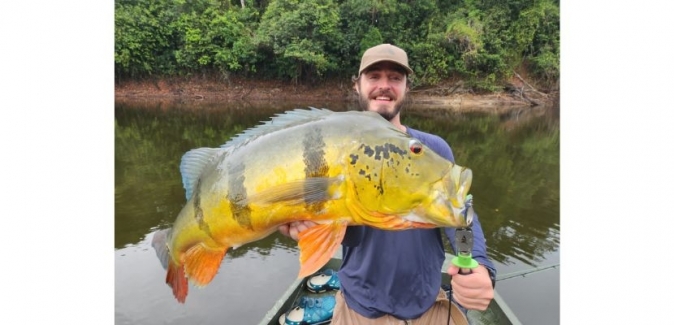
[297,221,347,278]
[166,260,188,304]
[184,244,227,287]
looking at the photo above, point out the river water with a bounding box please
[114,99,560,325]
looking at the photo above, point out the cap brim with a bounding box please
[359,59,413,76]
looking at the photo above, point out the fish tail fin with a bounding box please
[154,227,227,303]
[184,244,228,287]
[163,245,227,303]
[297,222,347,278]
[152,228,189,303]
[166,259,188,303]
[151,228,171,270]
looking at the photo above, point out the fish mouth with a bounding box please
[429,165,473,227]
[404,165,473,228]
[446,165,473,225]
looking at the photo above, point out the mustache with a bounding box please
[371,90,396,100]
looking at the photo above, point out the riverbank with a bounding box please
[115,76,557,113]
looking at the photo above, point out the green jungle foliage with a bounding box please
[115,0,559,90]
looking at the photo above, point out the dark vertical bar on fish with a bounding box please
[302,127,329,212]
[227,160,253,229]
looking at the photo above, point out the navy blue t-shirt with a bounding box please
[338,126,496,320]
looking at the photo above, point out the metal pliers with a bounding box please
[452,195,478,274]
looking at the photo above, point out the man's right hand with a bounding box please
[278,221,318,241]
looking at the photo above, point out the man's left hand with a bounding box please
[446,264,494,311]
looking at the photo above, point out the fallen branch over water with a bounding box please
[505,72,550,107]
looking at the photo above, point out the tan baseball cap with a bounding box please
[358,43,413,76]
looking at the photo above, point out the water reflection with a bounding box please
[115,231,301,325]
[402,108,559,266]
[115,100,559,324]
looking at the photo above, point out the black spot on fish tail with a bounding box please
[192,179,213,237]
[302,127,328,211]
[227,161,253,230]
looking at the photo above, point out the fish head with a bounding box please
[418,162,473,227]
[347,129,473,229]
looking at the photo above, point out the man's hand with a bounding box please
[278,221,317,241]
[447,264,494,311]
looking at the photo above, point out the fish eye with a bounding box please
[409,141,423,154]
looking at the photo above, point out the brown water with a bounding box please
[115,100,560,324]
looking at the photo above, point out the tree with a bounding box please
[254,0,342,83]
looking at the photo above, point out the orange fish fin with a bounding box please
[297,221,347,278]
[166,260,188,303]
[183,244,227,287]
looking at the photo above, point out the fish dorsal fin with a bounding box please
[221,107,334,149]
[180,147,226,200]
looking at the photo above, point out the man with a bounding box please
[279,43,496,325]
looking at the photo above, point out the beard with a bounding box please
[357,88,407,121]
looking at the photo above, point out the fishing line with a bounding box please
[442,263,559,325]
[496,263,560,282]
[447,288,452,325]
[444,283,453,325]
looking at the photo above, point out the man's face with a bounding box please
[355,62,409,121]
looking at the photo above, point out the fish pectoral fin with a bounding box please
[297,221,348,278]
[183,244,228,288]
[242,177,342,206]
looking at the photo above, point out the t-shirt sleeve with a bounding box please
[429,135,455,163]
